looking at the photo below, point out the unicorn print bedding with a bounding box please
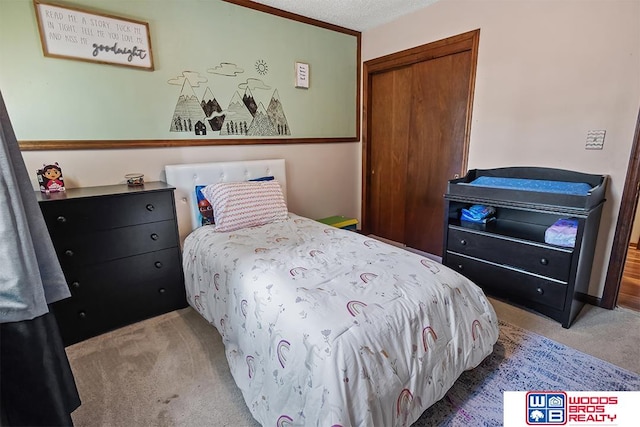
[183,214,498,426]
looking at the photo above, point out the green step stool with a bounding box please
[316,215,358,231]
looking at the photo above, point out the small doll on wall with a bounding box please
[37,163,65,193]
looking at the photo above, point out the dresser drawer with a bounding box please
[50,297,117,345]
[40,190,175,234]
[447,226,572,282]
[446,253,567,311]
[52,273,186,346]
[52,248,186,346]
[54,220,179,268]
[63,248,182,297]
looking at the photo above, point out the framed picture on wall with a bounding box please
[295,62,310,88]
[33,0,154,70]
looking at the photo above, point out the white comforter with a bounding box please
[183,214,498,427]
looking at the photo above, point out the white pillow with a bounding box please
[201,180,288,232]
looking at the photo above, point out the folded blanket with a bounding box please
[461,205,495,223]
[545,218,578,247]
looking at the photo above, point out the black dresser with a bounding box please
[442,167,607,328]
[36,182,187,346]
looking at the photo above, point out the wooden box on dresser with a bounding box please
[36,181,187,346]
[442,167,607,328]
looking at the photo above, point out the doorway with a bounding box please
[619,241,640,310]
[361,30,479,256]
[602,107,640,309]
[617,193,640,311]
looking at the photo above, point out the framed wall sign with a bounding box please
[33,0,154,70]
[295,62,310,88]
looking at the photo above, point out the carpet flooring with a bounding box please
[66,305,640,427]
[412,320,639,426]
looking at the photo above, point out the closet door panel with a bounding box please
[404,51,472,255]
[368,66,413,243]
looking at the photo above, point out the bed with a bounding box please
[165,159,499,427]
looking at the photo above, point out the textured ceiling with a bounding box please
[249,0,440,31]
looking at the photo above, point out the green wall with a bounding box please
[0,0,358,141]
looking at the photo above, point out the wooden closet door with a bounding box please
[404,51,472,255]
[368,66,413,243]
[363,30,478,257]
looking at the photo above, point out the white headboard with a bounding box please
[165,159,287,242]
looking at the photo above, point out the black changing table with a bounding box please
[442,167,607,328]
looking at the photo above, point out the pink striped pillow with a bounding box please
[201,180,288,232]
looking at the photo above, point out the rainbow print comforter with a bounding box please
[183,214,499,426]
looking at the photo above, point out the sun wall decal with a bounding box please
[255,59,268,75]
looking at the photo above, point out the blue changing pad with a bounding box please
[469,176,592,196]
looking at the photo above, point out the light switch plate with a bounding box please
[586,130,606,150]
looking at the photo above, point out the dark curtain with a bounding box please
[0,90,81,426]
[1,311,80,426]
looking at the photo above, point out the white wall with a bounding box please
[362,0,640,297]
[20,142,361,241]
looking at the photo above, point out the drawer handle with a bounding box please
[78,310,87,319]
[536,287,544,295]
[64,249,74,257]
[71,281,80,289]
[540,258,548,265]
[158,288,166,294]
[150,233,159,241]
[460,239,467,246]
[57,215,67,223]
[146,204,155,212]
[155,261,163,269]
